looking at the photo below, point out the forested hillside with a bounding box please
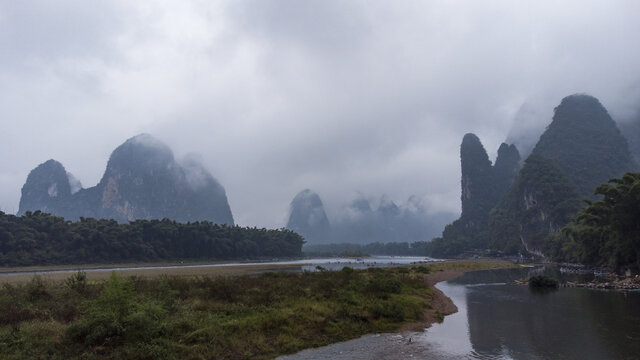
[551,172,640,271]
[0,211,303,266]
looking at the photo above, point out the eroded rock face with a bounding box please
[19,159,73,216]
[436,133,522,251]
[18,134,234,225]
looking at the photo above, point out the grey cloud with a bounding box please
[2,1,640,231]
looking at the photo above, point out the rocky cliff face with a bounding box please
[18,134,234,225]
[459,133,495,228]
[431,134,521,254]
[286,189,331,244]
[488,155,581,253]
[19,159,74,217]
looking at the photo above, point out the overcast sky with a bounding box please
[1,1,640,228]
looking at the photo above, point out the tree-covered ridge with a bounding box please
[488,155,582,254]
[0,211,303,267]
[532,94,636,198]
[304,241,431,256]
[556,173,640,271]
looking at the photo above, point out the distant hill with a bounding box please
[332,195,454,244]
[18,134,234,225]
[286,189,331,244]
[286,190,454,245]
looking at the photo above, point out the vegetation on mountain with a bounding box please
[19,134,234,225]
[554,172,640,271]
[488,155,582,254]
[0,211,303,266]
[531,94,636,198]
[432,94,636,259]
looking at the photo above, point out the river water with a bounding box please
[280,267,640,360]
[0,256,437,278]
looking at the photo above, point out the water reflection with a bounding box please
[451,268,640,360]
[281,267,640,360]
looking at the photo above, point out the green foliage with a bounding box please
[304,241,432,257]
[0,211,304,266]
[488,155,583,254]
[532,94,636,198]
[1,267,439,359]
[561,172,640,270]
[64,271,87,294]
[67,272,169,357]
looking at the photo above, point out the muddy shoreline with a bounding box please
[400,269,462,332]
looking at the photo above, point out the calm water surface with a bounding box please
[280,267,640,360]
[0,256,436,278]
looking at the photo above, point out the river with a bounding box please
[279,267,640,360]
[0,255,437,278]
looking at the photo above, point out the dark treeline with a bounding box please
[304,241,430,257]
[0,211,304,266]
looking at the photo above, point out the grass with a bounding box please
[0,260,516,359]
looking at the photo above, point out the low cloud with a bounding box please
[1,1,640,228]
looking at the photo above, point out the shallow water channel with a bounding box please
[280,267,640,360]
[0,256,436,278]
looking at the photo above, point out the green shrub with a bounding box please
[67,272,167,349]
[341,266,354,275]
[366,277,402,295]
[27,275,49,301]
[528,275,559,289]
[65,271,87,294]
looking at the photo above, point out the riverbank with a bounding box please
[0,262,306,283]
[0,259,517,359]
[564,276,640,290]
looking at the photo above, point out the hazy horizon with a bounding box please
[2,1,640,228]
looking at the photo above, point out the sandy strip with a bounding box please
[401,269,463,332]
[0,263,305,283]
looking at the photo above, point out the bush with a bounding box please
[366,277,402,295]
[528,275,559,289]
[27,275,49,301]
[341,266,354,275]
[66,272,167,349]
[65,271,87,294]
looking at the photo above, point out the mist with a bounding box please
[2,1,640,228]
